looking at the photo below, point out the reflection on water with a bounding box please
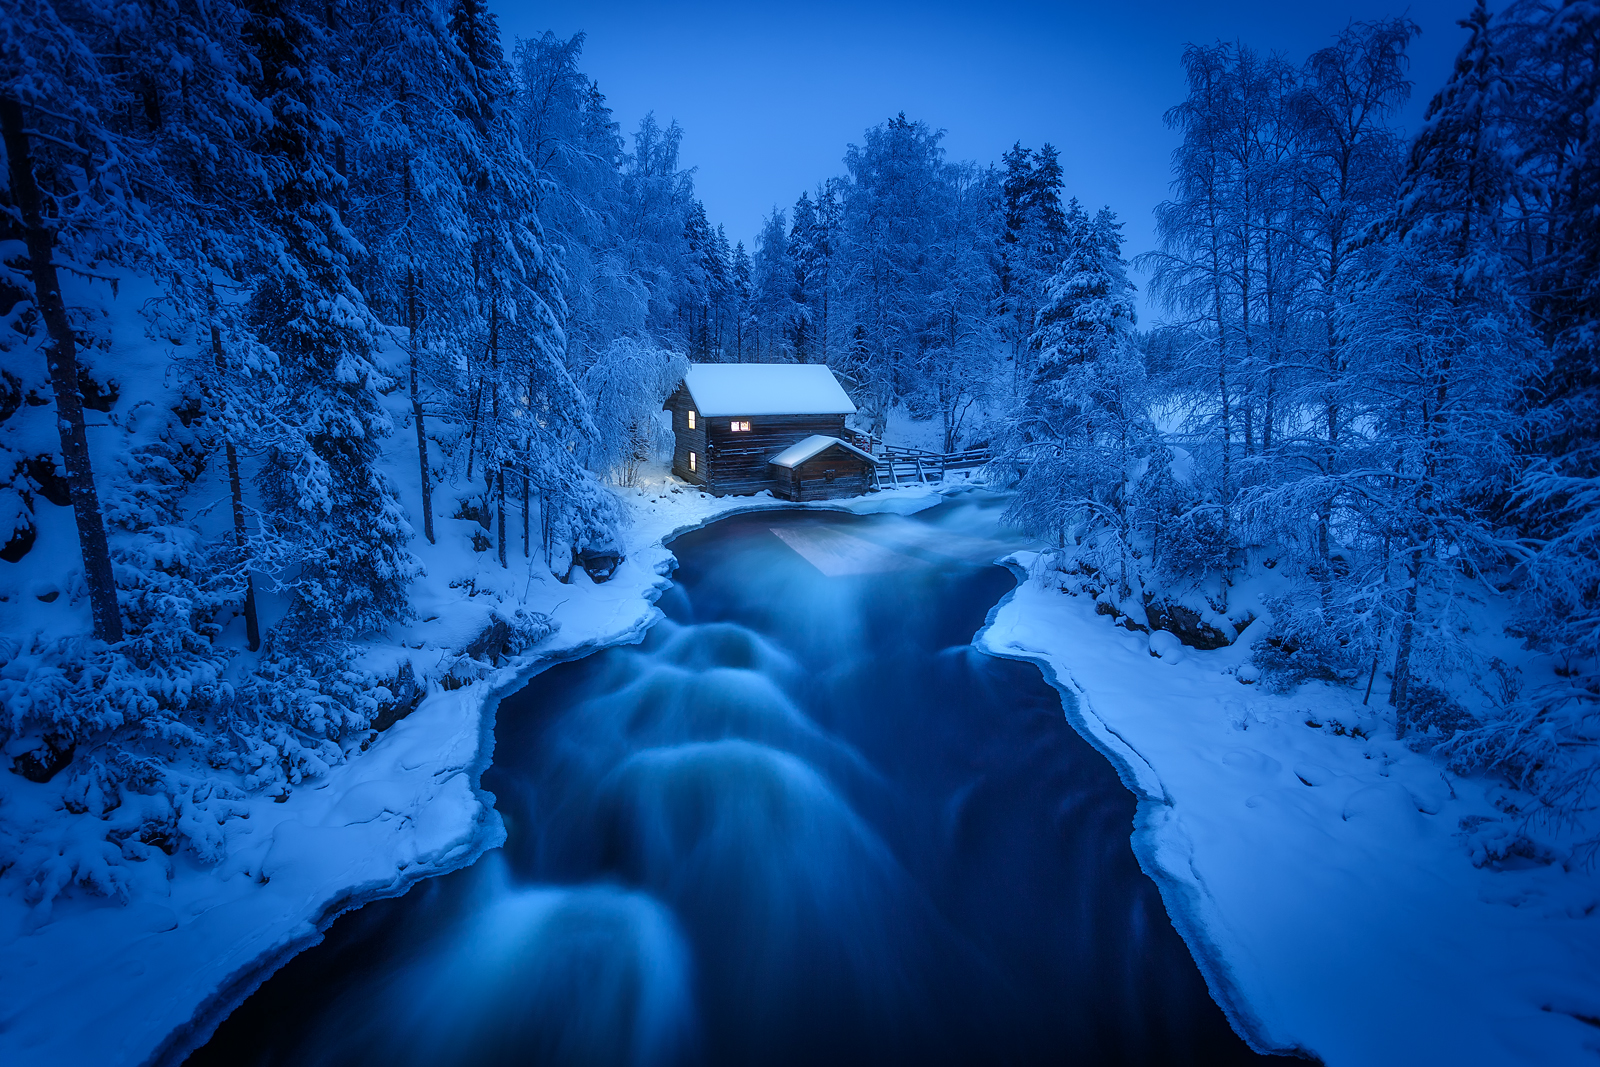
[191,494,1277,1066]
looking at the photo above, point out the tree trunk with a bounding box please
[209,287,261,651]
[1262,229,1277,456]
[2,98,123,642]
[497,462,508,569]
[541,490,554,571]
[489,304,502,563]
[409,276,434,544]
[223,438,260,651]
[1214,327,1232,614]
[1389,552,1423,737]
[406,161,435,544]
[465,377,482,481]
[1319,308,1340,595]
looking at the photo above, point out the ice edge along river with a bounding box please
[8,483,1593,1067]
[983,550,1600,1067]
[0,486,940,1067]
[131,488,955,1067]
[163,493,1600,1067]
[976,559,1301,1062]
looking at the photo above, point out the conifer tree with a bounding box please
[1030,204,1136,393]
[241,0,417,644]
[788,192,822,361]
[1503,0,1600,688]
[813,180,841,365]
[998,142,1067,389]
[706,225,734,358]
[752,208,796,361]
[0,3,129,642]
[731,240,754,361]
[1004,205,1150,606]
[837,113,951,433]
[508,30,643,373]
[1338,0,1526,729]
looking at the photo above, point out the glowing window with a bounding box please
[687,410,696,429]
[730,420,751,432]
[689,451,697,472]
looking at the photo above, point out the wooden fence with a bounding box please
[873,444,992,487]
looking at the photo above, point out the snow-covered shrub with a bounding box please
[1442,681,1600,855]
[1251,594,1367,692]
[1027,544,1151,631]
[0,284,257,906]
[542,471,625,571]
[1156,504,1231,582]
[579,338,688,487]
[1,406,232,755]
[505,609,559,655]
[1398,682,1479,739]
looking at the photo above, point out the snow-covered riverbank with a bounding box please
[8,491,1596,1067]
[982,552,1600,1067]
[0,482,947,1067]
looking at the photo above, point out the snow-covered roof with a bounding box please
[681,363,857,417]
[768,434,876,469]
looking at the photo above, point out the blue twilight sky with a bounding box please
[489,0,1475,300]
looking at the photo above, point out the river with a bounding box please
[189,496,1278,1066]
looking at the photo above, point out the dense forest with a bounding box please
[1,0,1596,906]
[1006,1,1600,855]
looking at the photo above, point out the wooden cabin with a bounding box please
[769,435,876,501]
[664,364,869,496]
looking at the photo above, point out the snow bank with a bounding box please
[980,553,1600,1067]
[0,479,945,1067]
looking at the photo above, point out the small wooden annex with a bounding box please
[664,363,870,497]
[769,435,876,501]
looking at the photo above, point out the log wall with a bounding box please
[776,447,874,501]
[664,385,848,496]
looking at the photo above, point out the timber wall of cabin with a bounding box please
[664,386,847,495]
[706,414,847,495]
[777,450,872,501]
[664,387,708,486]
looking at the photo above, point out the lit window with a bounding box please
[730,420,751,432]
[687,410,696,429]
[689,451,697,472]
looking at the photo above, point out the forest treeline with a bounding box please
[0,0,758,896]
[998,1,1599,847]
[731,3,1599,850]
[0,0,1596,901]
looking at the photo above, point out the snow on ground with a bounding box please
[0,469,945,1067]
[874,401,1005,454]
[12,465,1594,1067]
[981,552,1600,1067]
[878,406,955,452]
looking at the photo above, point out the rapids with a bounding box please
[189,496,1277,1066]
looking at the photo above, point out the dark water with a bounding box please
[190,498,1279,1067]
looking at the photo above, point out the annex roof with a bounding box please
[769,434,876,469]
[681,363,857,417]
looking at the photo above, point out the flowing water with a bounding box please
[190,497,1278,1066]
